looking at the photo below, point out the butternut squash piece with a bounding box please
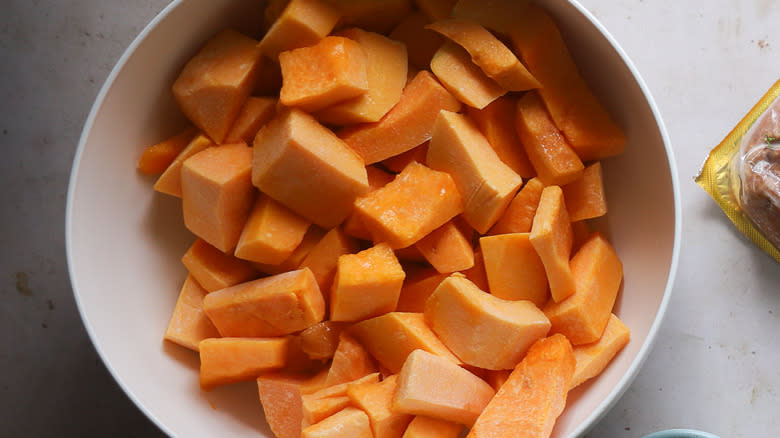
[253,226,327,275]
[489,177,544,235]
[366,165,397,189]
[389,12,445,70]
[181,238,257,292]
[203,268,325,337]
[317,29,408,125]
[402,416,463,438]
[299,227,361,292]
[340,70,461,164]
[325,0,411,34]
[480,233,548,307]
[308,372,380,399]
[153,134,213,197]
[258,0,341,59]
[424,274,550,370]
[430,42,505,110]
[515,91,584,186]
[302,396,352,428]
[353,162,463,249]
[383,142,429,173]
[279,36,369,113]
[326,332,378,386]
[427,19,539,91]
[415,0,457,20]
[562,162,607,222]
[461,247,489,291]
[181,143,255,253]
[299,320,349,361]
[350,312,461,373]
[529,185,575,303]
[467,334,575,438]
[347,375,413,438]
[543,232,623,345]
[199,337,288,390]
[570,313,630,389]
[415,220,474,274]
[451,0,531,34]
[341,167,396,240]
[330,243,406,322]
[467,97,535,178]
[302,407,373,438]
[252,109,369,228]
[164,275,220,352]
[173,29,262,144]
[394,349,495,426]
[257,369,330,438]
[224,96,276,144]
[427,111,522,234]
[137,127,197,175]
[234,194,311,265]
[509,4,626,161]
[396,268,448,313]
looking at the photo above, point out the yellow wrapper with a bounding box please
[696,79,780,263]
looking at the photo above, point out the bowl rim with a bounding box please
[66,1,682,437]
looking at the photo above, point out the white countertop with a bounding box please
[2,1,778,437]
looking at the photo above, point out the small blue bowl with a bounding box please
[642,429,720,438]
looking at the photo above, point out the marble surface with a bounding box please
[2,1,778,437]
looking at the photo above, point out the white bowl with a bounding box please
[66,0,680,437]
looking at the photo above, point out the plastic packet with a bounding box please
[696,79,780,263]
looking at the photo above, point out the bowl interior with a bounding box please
[67,1,678,437]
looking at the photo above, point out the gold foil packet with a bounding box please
[696,79,780,263]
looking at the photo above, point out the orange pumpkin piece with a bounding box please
[326,332,378,386]
[427,111,522,234]
[509,4,626,161]
[203,268,325,337]
[340,70,461,164]
[402,415,463,438]
[382,142,429,173]
[302,407,373,438]
[256,369,330,438]
[480,233,548,307]
[489,177,545,235]
[389,12,445,70]
[258,0,341,59]
[467,97,535,178]
[529,185,576,303]
[450,0,531,34]
[424,274,550,370]
[299,227,361,292]
[570,313,630,389]
[181,238,257,292]
[153,133,213,197]
[164,275,220,352]
[252,109,369,228]
[543,232,623,345]
[461,247,489,291]
[309,372,380,399]
[181,143,255,253]
[279,36,369,113]
[173,29,262,144]
[515,91,584,186]
[430,42,505,110]
[353,162,464,249]
[137,127,197,175]
[467,334,575,438]
[347,374,413,438]
[253,226,327,275]
[316,29,408,125]
[302,396,352,429]
[393,349,495,426]
[198,337,288,390]
[234,194,311,265]
[330,243,406,322]
[224,96,276,144]
[350,312,461,373]
[325,0,412,34]
[426,19,539,91]
[562,162,607,222]
[415,220,475,274]
[396,268,448,313]
[299,320,349,361]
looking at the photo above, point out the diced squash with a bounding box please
[480,233,548,307]
[137,127,197,175]
[394,349,495,426]
[430,42,505,110]
[530,185,575,303]
[427,111,522,234]
[509,4,626,161]
[467,334,575,438]
[366,165,397,189]
[389,12,445,70]
[181,238,257,293]
[234,194,311,265]
[199,337,288,390]
[203,268,325,337]
[257,370,328,438]
[173,29,262,144]
[164,275,220,351]
[258,0,341,59]
[317,29,408,125]
[153,134,213,197]
[461,248,489,291]
[326,332,378,386]
[330,243,406,322]
[396,268,448,313]
[415,220,475,274]
[341,167,396,241]
[299,320,349,361]
[403,416,463,438]
[350,312,461,373]
[515,91,584,186]
[353,162,463,249]
[181,143,255,253]
[253,226,327,275]
[543,232,623,345]
[224,97,277,144]
[326,0,412,34]
[451,0,531,34]
[302,407,373,438]
[308,372,380,399]
[279,36,369,113]
[467,97,535,178]
[426,19,539,91]
[570,313,630,389]
[562,162,607,222]
[252,109,369,228]
[302,396,352,428]
[299,227,361,292]
[347,374,413,438]
[424,274,550,370]
[415,0,457,20]
[340,70,461,164]
[383,142,429,173]
[489,177,544,235]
